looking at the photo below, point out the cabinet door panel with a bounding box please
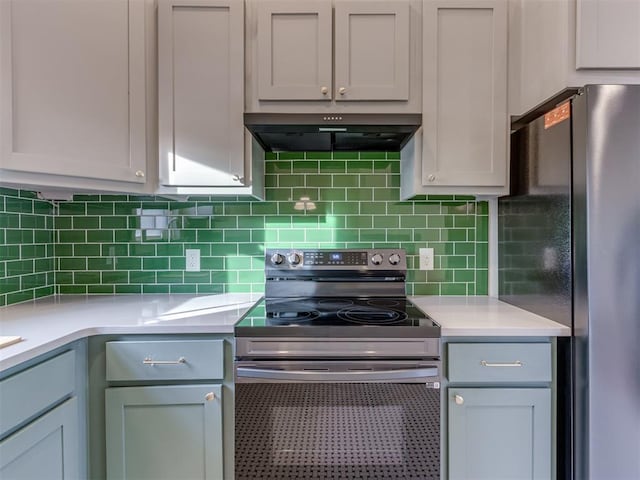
[334,1,410,101]
[422,0,507,187]
[448,388,551,480]
[0,0,147,183]
[257,0,332,101]
[576,0,640,68]
[105,385,223,480]
[158,0,245,187]
[0,398,80,480]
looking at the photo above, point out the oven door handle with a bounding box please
[236,366,439,382]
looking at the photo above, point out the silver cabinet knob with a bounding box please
[232,174,244,182]
[388,253,401,265]
[205,392,216,402]
[321,86,329,95]
[287,252,302,265]
[338,87,346,95]
[454,394,464,405]
[371,253,383,265]
[135,170,145,178]
[427,174,436,182]
[270,253,285,265]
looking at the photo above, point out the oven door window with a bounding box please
[235,383,440,479]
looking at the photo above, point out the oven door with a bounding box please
[234,360,441,480]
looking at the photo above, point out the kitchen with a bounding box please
[1,0,639,479]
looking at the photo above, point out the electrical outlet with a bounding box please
[185,249,200,272]
[419,248,434,270]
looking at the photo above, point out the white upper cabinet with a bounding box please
[333,1,410,101]
[246,0,421,113]
[0,0,153,193]
[402,0,508,197]
[509,0,640,117]
[158,0,248,189]
[257,0,333,101]
[576,0,640,69]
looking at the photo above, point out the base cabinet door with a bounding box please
[448,388,551,480]
[0,397,80,480]
[105,385,223,480]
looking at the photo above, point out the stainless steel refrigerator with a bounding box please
[498,84,640,480]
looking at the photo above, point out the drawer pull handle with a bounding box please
[480,360,523,367]
[205,392,216,402]
[143,356,186,366]
[454,394,464,405]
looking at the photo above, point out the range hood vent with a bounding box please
[244,113,421,152]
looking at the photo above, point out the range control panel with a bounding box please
[265,249,406,269]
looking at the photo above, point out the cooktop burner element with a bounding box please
[337,305,406,324]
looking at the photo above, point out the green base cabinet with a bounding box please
[447,387,551,480]
[445,341,554,480]
[0,397,80,479]
[105,385,223,480]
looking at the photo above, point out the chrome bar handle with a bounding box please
[480,360,523,367]
[236,366,438,382]
[143,356,186,366]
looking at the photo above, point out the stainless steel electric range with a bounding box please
[234,249,441,480]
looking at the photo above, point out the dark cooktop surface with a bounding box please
[235,297,440,338]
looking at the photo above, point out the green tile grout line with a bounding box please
[0,152,489,306]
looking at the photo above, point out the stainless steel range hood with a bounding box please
[244,113,421,152]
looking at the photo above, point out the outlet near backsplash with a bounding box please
[1,152,488,306]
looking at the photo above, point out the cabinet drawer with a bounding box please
[448,343,551,383]
[106,340,224,381]
[0,350,75,435]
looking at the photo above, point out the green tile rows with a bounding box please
[0,187,55,306]
[0,152,488,304]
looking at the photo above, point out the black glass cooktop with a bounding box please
[235,297,440,338]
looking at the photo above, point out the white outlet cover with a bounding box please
[419,247,434,270]
[185,249,200,272]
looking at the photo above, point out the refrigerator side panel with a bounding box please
[499,112,572,328]
[584,84,640,480]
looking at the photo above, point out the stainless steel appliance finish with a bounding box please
[499,85,640,480]
[244,112,421,152]
[234,248,441,479]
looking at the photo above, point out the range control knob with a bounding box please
[270,253,285,265]
[388,253,401,265]
[371,253,383,265]
[287,252,302,265]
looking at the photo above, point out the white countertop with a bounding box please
[409,296,571,337]
[0,294,570,372]
[0,293,261,371]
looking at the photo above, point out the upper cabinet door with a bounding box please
[422,0,507,187]
[334,0,410,101]
[158,0,245,187]
[0,0,147,184]
[257,0,333,101]
[576,0,640,68]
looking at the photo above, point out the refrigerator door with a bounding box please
[573,85,640,480]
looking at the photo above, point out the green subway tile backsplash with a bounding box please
[0,153,489,305]
[0,188,56,306]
